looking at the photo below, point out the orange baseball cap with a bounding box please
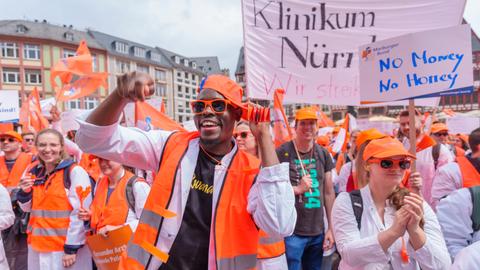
[431,123,448,134]
[316,135,329,147]
[198,75,244,109]
[0,131,22,142]
[363,137,416,161]
[356,128,386,148]
[295,107,318,121]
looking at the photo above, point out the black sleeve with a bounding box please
[322,147,335,172]
[275,142,289,163]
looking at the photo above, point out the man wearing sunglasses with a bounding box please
[21,132,36,154]
[75,72,296,270]
[430,123,462,160]
[397,110,453,207]
[432,127,480,209]
[0,130,35,270]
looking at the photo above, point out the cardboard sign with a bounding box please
[86,225,133,270]
[0,90,20,122]
[241,0,466,105]
[360,24,473,104]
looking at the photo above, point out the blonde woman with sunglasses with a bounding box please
[332,137,450,269]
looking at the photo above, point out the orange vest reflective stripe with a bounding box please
[257,230,285,259]
[457,156,480,188]
[91,170,144,231]
[123,132,261,270]
[28,166,73,252]
[0,152,33,188]
[80,153,102,181]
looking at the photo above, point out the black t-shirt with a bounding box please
[276,141,334,236]
[159,149,220,270]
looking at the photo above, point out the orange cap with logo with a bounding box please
[356,128,386,148]
[431,123,448,134]
[0,130,22,142]
[363,137,416,161]
[295,107,318,121]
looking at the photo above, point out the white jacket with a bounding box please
[332,185,451,270]
[0,184,14,269]
[436,188,480,260]
[450,241,480,269]
[75,119,296,269]
[431,162,462,210]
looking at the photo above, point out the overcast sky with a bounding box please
[2,0,479,77]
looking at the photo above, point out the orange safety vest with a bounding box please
[79,153,102,181]
[457,156,480,188]
[122,132,261,270]
[27,162,74,252]
[0,152,33,188]
[90,170,145,231]
[257,230,285,260]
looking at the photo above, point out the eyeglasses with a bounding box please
[234,131,251,139]
[24,138,34,142]
[369,158,411,170]
[433,132,449,137]
[190,99,231,114]
[0,138,16,143]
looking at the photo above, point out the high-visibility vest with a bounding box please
[90,170,144,231]
[0,152,33,188]
[122,131,261,270]
[257,230,285,260]
[79,153,102,181]
[458,156,480,188]
[27,161,74,252]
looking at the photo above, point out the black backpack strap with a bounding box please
[468,186,480,232]
[349,190,363,230]
[125,175,139,214]
[432,144,441,170]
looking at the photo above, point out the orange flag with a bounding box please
[272,89,292,147]
[312,106,335,127]
[19,87,49,132]
[160,99,166,114]
[56,72,108,101]
[135,101,185,132]
[416,135,437,152]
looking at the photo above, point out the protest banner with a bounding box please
[359,24,473,104]
[0,90,20,122]
[446,115,480,134]
[86,225,132,270]
[241,0,465,104]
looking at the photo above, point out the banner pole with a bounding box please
[408,99,419,194]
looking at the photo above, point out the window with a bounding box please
[115,42,129,54]
[16,24,28,33]
[177,72,182,78]
[65,99,81,110]
[155,69,166,81]
[185,101,189,108]
[155,84,167,96]
[191,74,196,81]
[136,65,149,74]
[134,47,146,58]
[25,69,42,84]
[64,32,74,41]
[23,44,40,60]
[185,87,190,94]
[2,68,20,83]
[179,116,183,122]
[1,43,19,58]
[63,49,76,58]
[116,60,130,73]
[84,97,98,110]
[174,56,180,64]
[92,54,97,72]
[192,62,196,69]
[150,52,162,62]
[184,59,189,67]
[177,85,182,93]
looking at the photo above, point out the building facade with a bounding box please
[157,48,205,123]
[0,19,108,110]
[88,30,174,116]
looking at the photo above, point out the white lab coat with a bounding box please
[0,184,15,269]
[332,185,451,270]
[450,241,480,270]
[19,166,93,270]
[436,188,480,260]
[431,162,462,210]
[75,118,296,269]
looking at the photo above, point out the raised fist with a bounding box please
[115,71,155,102]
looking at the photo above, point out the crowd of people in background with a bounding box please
[0,72,479,270]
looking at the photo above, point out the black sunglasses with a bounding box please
[24,138,35,142]
[369,158,411,170]
[234,131,251,139]
[0,138,16,143]
[190,99,230,114]
[434,132,449,137]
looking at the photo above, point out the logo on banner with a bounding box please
[361,47,373,61]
